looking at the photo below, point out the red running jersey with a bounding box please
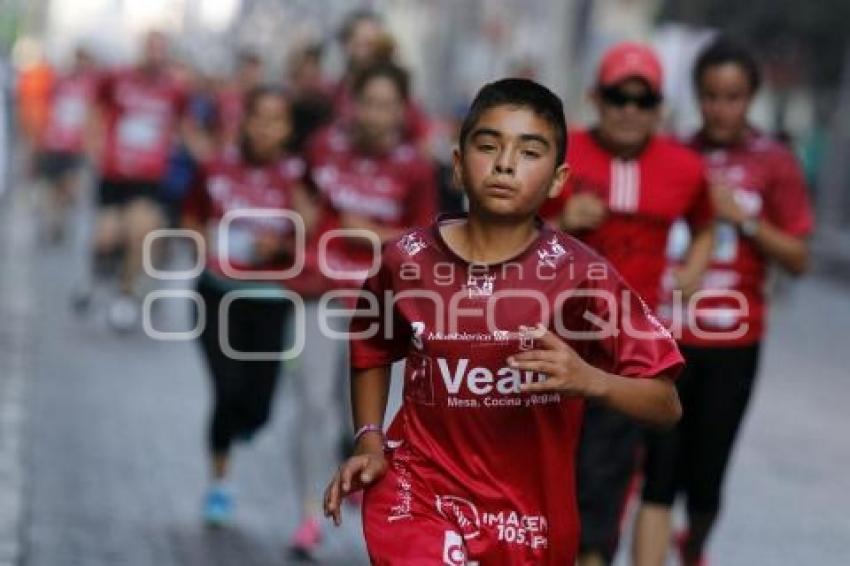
[658,130,814,346]
[183,147,308,286]
[306,124,437,286]
[96,68,186,181]
[40,72,96,154]
[540,130,712,310]
[350,214,683,563]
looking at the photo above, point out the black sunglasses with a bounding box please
[599,86,662,110]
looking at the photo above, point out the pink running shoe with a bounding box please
[289,516,322,560]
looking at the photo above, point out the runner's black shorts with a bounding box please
[642,343,761,514]
[97,178,163,208]
[35,151,83,182]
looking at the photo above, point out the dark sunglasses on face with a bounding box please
[599,86,662,110]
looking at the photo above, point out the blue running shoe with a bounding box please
[203,486,234,527]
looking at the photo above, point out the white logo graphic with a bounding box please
[411,322,426,350]
[442,530,467,565]
[398,233,427,256]
[465,273,495,298]
[437,357,547,396]
[518,326,539,351]
[436,495,482,539]
[537,236,568,269]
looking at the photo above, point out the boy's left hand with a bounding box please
[510,324,604,398]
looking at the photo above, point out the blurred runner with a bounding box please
[540,42,714,566]
[182,85,311,527]
[76,31,187,331]
[333,9,431,149]
[322,77,683,564]
[634,38,814,566]
[32,47,97,244]
[288,61,437,560]
[14,38,54,161]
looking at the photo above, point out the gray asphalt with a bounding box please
[3,175,849,565]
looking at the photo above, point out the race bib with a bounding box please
[713,221,738,264]
[55,96,86,129]
[116,113,163,150]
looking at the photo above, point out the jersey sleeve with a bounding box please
[578,263,684,380]
[349,248,410,369]
[764,148,814,237]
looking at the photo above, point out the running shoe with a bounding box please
[203,486,234,527]
[288,516,322,561]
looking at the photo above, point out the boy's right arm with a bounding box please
[323,365,391,526]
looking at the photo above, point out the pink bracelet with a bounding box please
[353,424,383,444]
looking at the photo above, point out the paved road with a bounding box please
[11,181,368,566]
[3,177,849,565]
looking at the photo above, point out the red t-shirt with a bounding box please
[541,130,711,310]
[183,147,310,287]
[306,124,438,287]
[97,68,186,181]
[658,130,814,347]
[40,71,96,154]
[350,214,683,563]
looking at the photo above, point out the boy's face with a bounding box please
[454,105,568,219]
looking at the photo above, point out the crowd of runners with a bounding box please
[11,8,814,565]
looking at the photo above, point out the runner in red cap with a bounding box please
[540,41,714,565]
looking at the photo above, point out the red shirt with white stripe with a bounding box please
[96,68,186,181]
[541,129,711,310]
[351,215,683,563]
[40,71,96,154]
[658,130,814,347]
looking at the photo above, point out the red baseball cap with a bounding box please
[597,42,663,94]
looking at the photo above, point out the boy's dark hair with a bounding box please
[694,36,761,94]
[458,78,567,165]
[352,62,410,102]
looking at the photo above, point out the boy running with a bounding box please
[323,78,683,564]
